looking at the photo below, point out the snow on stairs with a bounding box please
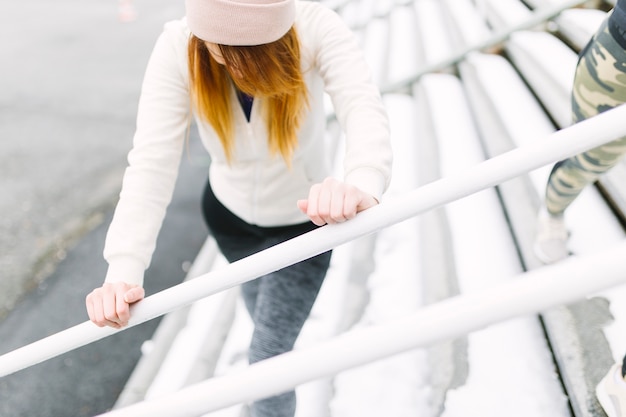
[413,73,569,416]
[457,2,625,417]
[113,1,626,416]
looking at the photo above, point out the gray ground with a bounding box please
[0,0,186,317]
[0,1,212,415]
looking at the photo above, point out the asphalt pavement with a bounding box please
[0,0,185,316]
[0,141,209,416]
[0,1,212,415]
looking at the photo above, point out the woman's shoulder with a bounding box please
[161,17,192,42]
[144,17,191,77]
[146,17,191,58]
[148,17,193,62]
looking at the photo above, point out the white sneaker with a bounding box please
[597,364,626,417]
[533,208,569,264]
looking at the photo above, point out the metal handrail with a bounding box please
[97,241,626,416]
[1,103,625,379]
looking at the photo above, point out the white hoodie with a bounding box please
[103,1,392,286]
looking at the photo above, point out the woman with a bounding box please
[533,1,626,416]
[86,0,392,415]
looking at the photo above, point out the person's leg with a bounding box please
[546,19,626,215]
[202,178,333,415]
[201,178,270,314]
[536,18,626,263]
[245,250,332,417]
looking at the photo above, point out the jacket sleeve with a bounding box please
[103,20,191,287]
[305,2,392,201]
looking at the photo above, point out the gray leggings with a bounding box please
[202,180,332,417]
[545,14,626,215]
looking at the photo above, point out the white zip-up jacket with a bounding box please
[103,0,392,286]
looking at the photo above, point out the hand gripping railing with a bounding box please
[1,103,626,380]
[97,241,626,417]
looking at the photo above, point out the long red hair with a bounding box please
[187,27,308,164]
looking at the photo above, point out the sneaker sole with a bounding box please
[596,379,619,417]
[532,242,567,265]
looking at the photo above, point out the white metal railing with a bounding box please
[96,241,626,417]
[1,103,626,381]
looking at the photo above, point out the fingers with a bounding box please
[85,285,123,328]
[86,282,144,328]
[124,286,145,304]
[300,178,377,226]
[303,180,339,226]
[297,199,308,214]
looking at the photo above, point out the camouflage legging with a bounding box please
[545,14,626,216]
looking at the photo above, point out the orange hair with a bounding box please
[187,27,308,164]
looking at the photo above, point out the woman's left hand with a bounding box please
[297,177,378,226]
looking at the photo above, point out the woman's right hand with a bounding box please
[86,282,145,328]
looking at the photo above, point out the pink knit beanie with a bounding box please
[186,0,296,46]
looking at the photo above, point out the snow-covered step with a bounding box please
[113,237,225,408]
[417,73,569,417]
[343,0,378,28]
[386,5,421,85]
[413,0,455,67]
[372,0,395,17]
[505,30,578,128]
[333,1,364,29]
[329,93,424,416]
[554,8,607,50]
[458,48,623,417]
[598,160,626,223]
[143,259,238,399]
[524,0,580,9]
[200,296,253,417]
[475,0,532,32]
[458,51,556,190]
[458,49,623,266]
[439,0,492,50]
[360,16,390,87]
